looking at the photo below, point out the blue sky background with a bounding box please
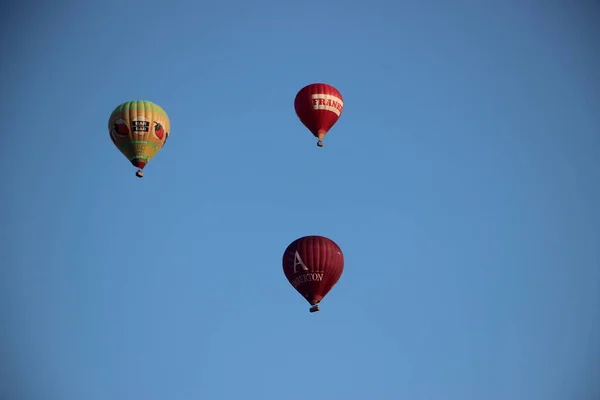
[2,1,599,399]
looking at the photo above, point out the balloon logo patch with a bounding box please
[287,251,325,290]
[111,119,129,137]
[153,121,166,140]
[311,93,343,116]
[131,116,150,135]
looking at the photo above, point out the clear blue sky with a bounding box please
[2,1,599,399]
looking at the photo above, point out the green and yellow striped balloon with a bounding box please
[108,100,170,178]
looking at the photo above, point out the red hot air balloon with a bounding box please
[294,83,344,147]
[282,235,344,313]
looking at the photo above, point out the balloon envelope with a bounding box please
[282,235,344,306]
[294,83,344,146]
[108,100,170,176]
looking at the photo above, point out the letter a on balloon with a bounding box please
[292,251,309,273]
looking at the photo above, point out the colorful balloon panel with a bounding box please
[108,100,170,176]
[282,235,344,307]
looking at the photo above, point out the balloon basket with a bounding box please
[309,305,320,313]
[317,140,323,147]
[136,170,144,178]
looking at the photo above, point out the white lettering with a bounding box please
[132,120,149,134]
[311,94,344,116]
[291,273,324,288]
[292,251,309,273]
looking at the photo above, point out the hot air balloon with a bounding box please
[294,83,344,147]
[282,235,344,313]
[108,100,171,178]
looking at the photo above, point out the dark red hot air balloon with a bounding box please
[294,83,344,147]
[282,235,344,313]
